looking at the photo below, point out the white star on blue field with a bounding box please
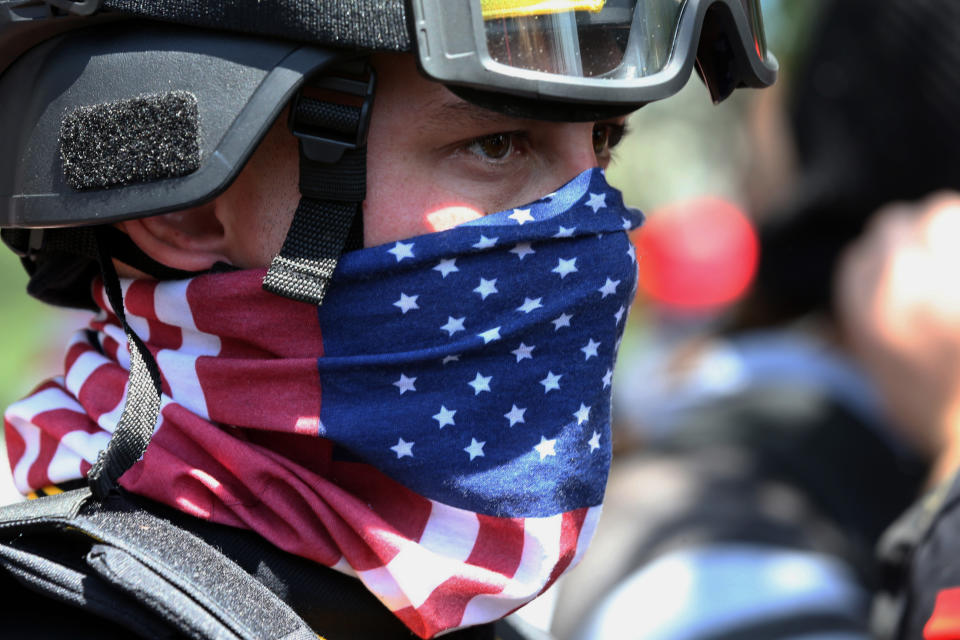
[314,168,643,517]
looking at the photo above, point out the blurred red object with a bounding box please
[632,197,759,311]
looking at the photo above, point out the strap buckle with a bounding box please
[289,62,376,164]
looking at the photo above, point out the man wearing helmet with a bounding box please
[0,1,776,638]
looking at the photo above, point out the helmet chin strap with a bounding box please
[262,63,375,306]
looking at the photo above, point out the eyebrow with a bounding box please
[416,98,525,135]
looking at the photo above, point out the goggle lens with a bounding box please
[482,0,767,78]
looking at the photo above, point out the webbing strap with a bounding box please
[100,0,411,52]
[262,197,362,305]
[85,226,164,499]
[262,77,373,306]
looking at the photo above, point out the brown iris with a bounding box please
[475,133,512,159]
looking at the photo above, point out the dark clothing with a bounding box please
[874,470,960,640]
[0,485,502,640]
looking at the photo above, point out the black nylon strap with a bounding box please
[85,226,164,499]
[101,0,411,52]
[295,99,361,135]
[298,147,367,201]
[262,183,364,306]
[262,83,371,306]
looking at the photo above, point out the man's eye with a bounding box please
[593,123,627,155]
[468,133,513,161]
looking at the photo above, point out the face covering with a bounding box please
[5,167,642,639]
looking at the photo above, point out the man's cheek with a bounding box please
[364,181,483,245]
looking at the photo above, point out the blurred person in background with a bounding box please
[552,0,960,637]
[838,199,960,640]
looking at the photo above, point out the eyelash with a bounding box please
[464,122,629,164]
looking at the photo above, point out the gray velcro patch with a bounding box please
[60,91,201,191]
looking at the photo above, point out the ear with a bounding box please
[118,204,232,273]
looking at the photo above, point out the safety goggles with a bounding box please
[411,0,777,106]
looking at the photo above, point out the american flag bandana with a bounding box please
[5,168,642,638]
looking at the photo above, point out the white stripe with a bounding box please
[382,540,465,609]
[353,503,483,612]
[65,350,110,398]
[8,417,40,493]
[65,329,91,349]
[357,564,413,612]
[155,279,221,420]
[157,351,211,419]
[418,501,480,563]
[154,279,222,356]
[5,386,83,423]
[57,429,112,467]
[460,513,563,626]
[569,504,602,569]
[47,430,111,484]
[101,323,131,369]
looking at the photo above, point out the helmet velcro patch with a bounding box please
[59,91,201,191]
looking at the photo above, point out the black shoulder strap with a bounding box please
[0,488,319,640]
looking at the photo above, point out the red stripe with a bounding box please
[32,407,101,441]
[3,419,26,476]
[101,334,121,363]
[197,357,321,432]
[392,606,430,639]
[90,279,119,326]
[119,406,389,569]
[467,514,524,577]
[413,575,506,639]
[330,461,433,544]
[187,270,324,358]
[26,430,59,489]
[77,363,127,423]
[29,379,62,396]
[125,279,184,350]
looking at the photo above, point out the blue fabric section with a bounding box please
[315,169,643,517]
